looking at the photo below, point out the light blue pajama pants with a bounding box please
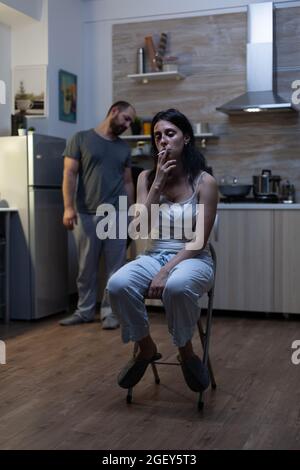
[107,250,214,347]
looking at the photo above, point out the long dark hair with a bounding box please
[147,108,208,190]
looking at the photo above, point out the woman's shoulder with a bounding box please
[195,171,218,202]
[138,169,151,180]
[136,169,151,186]
[196,171,217,188]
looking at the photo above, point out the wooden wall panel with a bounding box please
[113,8,300,200]
[275,7,300,69]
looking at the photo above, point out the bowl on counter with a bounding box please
[218,184,252,198]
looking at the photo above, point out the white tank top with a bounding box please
[148,188,209,254]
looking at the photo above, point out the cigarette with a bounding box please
[157,149,167,156]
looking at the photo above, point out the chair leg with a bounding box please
[196,243,217,409]
[127,386,133,404]
[198,391,204,411]
[151,362,160,384]
[126,342,139,404]
[125,342,161,404]
[207,357,217,389]
[197,317,217,389]
[196,297,217,411]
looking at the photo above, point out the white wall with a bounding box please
[11,4,47,67]
[0,0,43,21]
[82,0,300,128]
[8,0,84,138]
[83,0,299,21]
[9,0,48,134]
[47,0,84,139]
[83,20,112,127]
[0,21,11,135]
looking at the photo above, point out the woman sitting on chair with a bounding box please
[108,108,218,392]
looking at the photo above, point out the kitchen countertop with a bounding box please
[2,204,299,211]
[0,207,18,212]
[4,204,298,211]
[218,203,300,209]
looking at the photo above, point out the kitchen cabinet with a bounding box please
[212,209,274,312]
[213,206,300,315]
[274,211,300,314]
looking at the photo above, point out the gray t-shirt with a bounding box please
[63,129,131,214]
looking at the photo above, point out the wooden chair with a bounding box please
[125,243,217,411]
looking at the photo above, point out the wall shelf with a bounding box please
[123,133,217,149]
[122,134,151,141]
[127,71,185,84]
[122,133,215,141]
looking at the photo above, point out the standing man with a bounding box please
[59,101,135,328]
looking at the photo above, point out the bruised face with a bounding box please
[153,120,189,160]
[110,106,135,136]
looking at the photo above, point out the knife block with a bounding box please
[144,36,160,72]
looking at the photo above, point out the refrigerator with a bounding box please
[0,133,68,320]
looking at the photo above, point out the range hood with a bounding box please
[216,2,296,114]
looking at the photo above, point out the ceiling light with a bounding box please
[244,107,262,113]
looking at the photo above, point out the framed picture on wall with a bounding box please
[13,65,47,116]
[58,70,77,123]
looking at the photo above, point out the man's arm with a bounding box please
[62,156,79,230]
[124,167,135,208]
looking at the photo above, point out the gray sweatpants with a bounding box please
[74,212,127,321]
[107,251,214,347]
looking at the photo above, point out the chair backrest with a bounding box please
[208,242,217,278]
[204,243,217,300]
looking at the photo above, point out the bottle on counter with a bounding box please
[281,180,295,203]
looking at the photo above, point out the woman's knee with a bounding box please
[107,270,127,298]
[162,277,188,302]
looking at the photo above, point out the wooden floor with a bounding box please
[1,310,300,450]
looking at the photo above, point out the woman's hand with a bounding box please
[147,269,169,299]
[153,150,177,192]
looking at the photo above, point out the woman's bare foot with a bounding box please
[137,335,157,360]
[178,340,195,362]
